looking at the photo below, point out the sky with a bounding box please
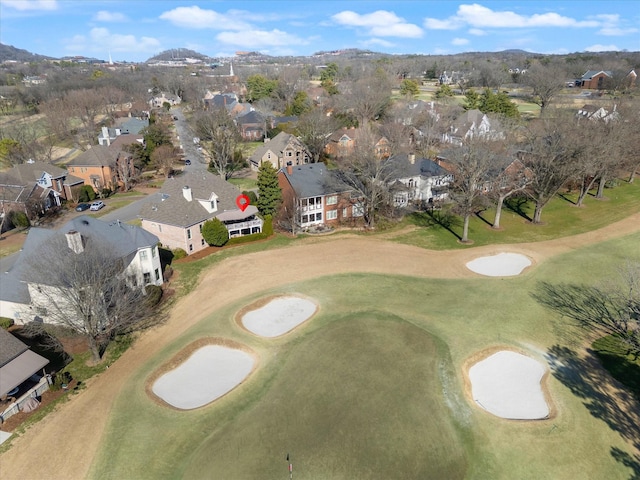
[0,0,638,62]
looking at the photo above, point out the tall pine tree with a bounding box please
[257,163,282,216]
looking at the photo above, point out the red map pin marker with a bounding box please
[236,194,250,212]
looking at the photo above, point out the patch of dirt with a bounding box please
[0,212,639,479]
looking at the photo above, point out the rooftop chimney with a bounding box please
[65,230,84,254]
[409,153,416,165]
[182,185,192,202]
[286,163,293,175]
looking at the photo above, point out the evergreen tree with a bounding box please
[399,79,420,98]
[257,163,282,216]
[201,218,229,247]
[463,89,481,110]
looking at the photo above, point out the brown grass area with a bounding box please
[0,211,638,480]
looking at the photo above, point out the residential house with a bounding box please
[442,109,503,145]
[249,132,311,170]
[139,170,263,255]
[149,92,181,108]
[66,145,134,192]
[0,160,84,219]
[578,70,612,90]
[0,215,162,325]
[324,127,391,159]
[236,110,267,141]
[0,328,50,423]
[387,153,453,207]
[278,162,362,230]
[98,117,148,146]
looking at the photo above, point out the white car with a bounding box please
[90,201,105,211]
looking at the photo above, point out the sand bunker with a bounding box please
[468,350,549,420]
[466,253,532,277]
[241,296,317,337]
[152,345,254,410]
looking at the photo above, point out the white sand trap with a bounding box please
[242,296,317,337]
[152,345,254,410]
[469,351,549,420]
[466,253,532,277]
[0,431,12,445]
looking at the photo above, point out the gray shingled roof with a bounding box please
[281,163,347,198]
[0,161,68,186]
[388,154,449,180]
[67,146,119,167]
[7,215,159,287]
[249,132,303,163]
[0,328,28,368]
[138,170,248,228]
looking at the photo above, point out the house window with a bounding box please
[155,268,160,281]
[152,247,157,258]
[343,207,350,217]
[187,229,192,239]
[189,244,193,252]
[140,250,148,260]
[158,225,162,232]
[287,151,292,156]
[302,215,309,223]
[316,212,322,221]
[326,195,337,205]
[327,210,337,220]
[315,197,322,208]
[201,239,205,246]
[143,272,151,284]
[353,204,364,217]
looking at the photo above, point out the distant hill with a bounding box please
[0,43,54,62]
[146,48,211,63]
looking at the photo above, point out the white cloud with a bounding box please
[65,27,161,55]
[332,10,423,38]
[584,44,620,52]
[1,0,57,11]
[468,28,486,36]
[159,6,250,30]
[216,29,306,48]
[93,11,128,22]
[425,3,600,30]
[598,27,638,36]
[452,37,469,46]
[361,38,396,48]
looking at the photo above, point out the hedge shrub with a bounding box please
[172,248,187,260]
[0,317,14,329]
[145,284,163,307]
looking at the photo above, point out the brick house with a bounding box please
[579,70,612,90]
[139,170,263,255]
[324,127,390,159]
[0,160,83,219]
[66,146,134,193]
[278,163,362,230]
[249,132,311,171]
[236,110,267,141]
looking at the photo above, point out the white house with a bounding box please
[387,154,453,207]
[0,216,162,324]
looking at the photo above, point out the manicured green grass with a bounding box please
[391,180,640,250]
[592,335,640,400]
[228,177,258,190]
[90,233,640,480]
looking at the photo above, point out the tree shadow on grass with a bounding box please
[504,196,532,222]
[546,345,640,479]
[409,210,462,241]
[557,192,577,205]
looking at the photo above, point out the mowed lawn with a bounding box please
[90,232,640,479]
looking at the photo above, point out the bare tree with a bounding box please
[193,108,243,180]
[151,144,176,178]
[534,261,640,358]
[445,140,494,242]
[295,108,337,163]
[524,61,567,116]
[66,88,104,146]
[115,153,137,192]
[489,156,533,229]
[332,127,398,229]
[341,70,392,127]
[23,235,161,362]
[520,116,582,224]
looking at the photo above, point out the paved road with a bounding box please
[171,106,208,170]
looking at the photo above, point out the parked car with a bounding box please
[75,203,90,212]
[185,159,191,166]
[90,201,105,211]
